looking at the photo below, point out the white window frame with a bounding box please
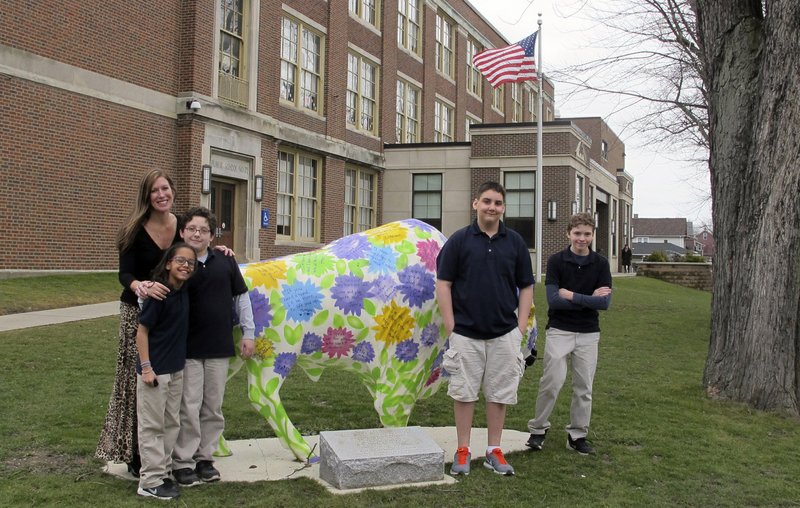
[347,52,380,135]
[396,79,421,143]
[397,0,421,56]
[280,16,324,113]
[349,0,380,29]
[435,13,454,78]
[277,149,321,242]
[344,167,376,235]
[466,37,482,98]
[434,99,454,142]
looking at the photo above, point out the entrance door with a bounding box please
[210,180,236,250]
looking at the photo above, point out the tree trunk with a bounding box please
[695,0,800,414]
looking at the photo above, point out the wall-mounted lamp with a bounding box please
[201,164,211,194]
[254,175,263,202]
[594,213,600,229]
[571,201,578,215]
[547,200,557,221]
[611,220,616,234]
[186,99,201,112]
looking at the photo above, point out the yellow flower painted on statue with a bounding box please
[245,260,288,290]
[368,222,408,245]
[254,337,275,360]
[373,300,415,346]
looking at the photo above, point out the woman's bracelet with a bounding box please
[140,361,151,369]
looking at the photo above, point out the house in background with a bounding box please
[694,227,715,259]
[631,216,695,261]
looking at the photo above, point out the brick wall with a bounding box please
[637,262,713,291]
[0,0,183,96]
[0,77,178,270]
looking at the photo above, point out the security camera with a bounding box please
[186,99,201,112]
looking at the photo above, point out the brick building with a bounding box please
[0,0,630,274]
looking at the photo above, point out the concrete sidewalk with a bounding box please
[0,301,119,332]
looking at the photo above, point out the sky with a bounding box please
[467,0,712,227]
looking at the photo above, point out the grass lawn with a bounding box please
[1,277,798,506]
[0,273,120,315]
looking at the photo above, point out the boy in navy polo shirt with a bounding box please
[436,181,535,477]
[526,212,612,455]
[171,207,255,485]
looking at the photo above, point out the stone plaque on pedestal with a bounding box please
[319,426,444,490]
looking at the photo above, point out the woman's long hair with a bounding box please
[116,170,177,253]
[150,243,197,290]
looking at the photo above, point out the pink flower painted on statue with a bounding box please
[321,327,355,359]
[416,239,440,272]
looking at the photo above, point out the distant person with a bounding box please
[171,207,255,486]
[526,213,612,455]
[621,244,633,273]
[135,243,197,500]
[436,181,535,477]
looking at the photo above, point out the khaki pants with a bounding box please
[137,370,183,489]
[172,358,228,469]
[527,328,599,439]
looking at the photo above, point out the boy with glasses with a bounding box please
[171,207,255,485]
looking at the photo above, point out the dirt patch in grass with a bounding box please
[3,450,94,475]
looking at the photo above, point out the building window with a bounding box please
[465,114,480,141]
[277,150,321,241]
[349,0,379,28]
[703,231,708,240]
[435,14,454,78]
[412,174,442,231]
[219,0,249,107]
[527,87,537,121]
[466,38,482,97]
[397,0,421,56]
[601,140,609,160]
[512,84,523,122]
[344,168,376,235]
[492,84,504,113]
[612,198,618,256]
[434,100,454,142]
[280,17,323,113]
[575,174,584,214]
[396,79,420,143]
[347,53,379,135]
[504,171,535,248]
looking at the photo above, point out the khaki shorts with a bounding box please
[443,328,526,404]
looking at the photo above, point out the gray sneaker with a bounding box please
[450,447,471,476]
[483,448,515,476]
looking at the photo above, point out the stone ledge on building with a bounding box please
[636,262,712,291]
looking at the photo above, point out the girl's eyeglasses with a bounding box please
[170,256,196,269]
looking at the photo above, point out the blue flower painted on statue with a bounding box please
[371,274,397,302]
[331,275,373,315]
[281,280,323,322]
[432,349,444,370]
[397,264,435,308]
[273,352,297,378]
[420,323,439,347]
[526,326,538,350]
[367,245,398,275]
[300,332,323,354]
[329,233,370,260]
[351,341,375,363]
[408,218,436,233]
[395,339,419,362]
[250,290,272,337]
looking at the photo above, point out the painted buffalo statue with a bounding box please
[218,218,537,462]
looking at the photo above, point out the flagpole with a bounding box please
[535,13,543,283]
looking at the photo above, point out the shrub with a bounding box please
[682,253,706,263]
[645,250,668,262]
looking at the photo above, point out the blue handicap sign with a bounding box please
[261,209,270,228]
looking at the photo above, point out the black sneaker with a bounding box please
[173,467,202,487]
[567,435,595,455]
[137,479,180,499]
[526,431,546,450]
[195,460,220,482]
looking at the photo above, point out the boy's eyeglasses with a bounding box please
[185,226,211,235]
[170,256,196,269]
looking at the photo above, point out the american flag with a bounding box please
[473,32,538,88]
